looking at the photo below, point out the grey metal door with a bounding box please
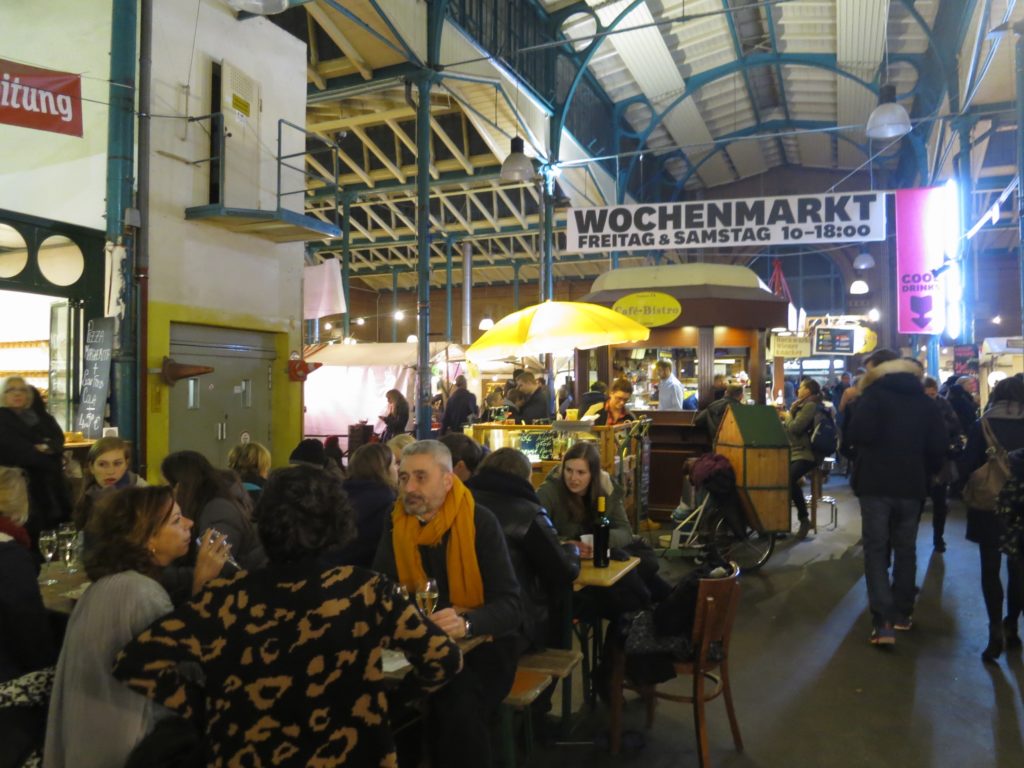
[168,324,275,467]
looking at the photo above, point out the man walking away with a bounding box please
[845,349,946,646]
[441,375,479,435]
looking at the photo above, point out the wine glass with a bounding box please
[194,528,241,570]
[416,578,439,615]
[38,530,59,586]
[57,523,78,574]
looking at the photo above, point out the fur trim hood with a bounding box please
[858,359,923,392]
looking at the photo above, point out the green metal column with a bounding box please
[415,73,434,437]
[341,194,352,337]
[512,261,520,310]
[107,0,138,443]
[392,269,400,343]
[445,235,454,341]
[956,120,974,343]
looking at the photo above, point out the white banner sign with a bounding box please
[567,192,886,253]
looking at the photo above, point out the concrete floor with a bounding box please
[532,477,1024,768]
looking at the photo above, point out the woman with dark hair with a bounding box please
[44,487,228,768]
[73,437,147,532]
[339,443,398,567]
[785,377,824,541]
[0,377,71,539]
[381,389,410,443]
[961,375,1024,662]
[160,450,267,572]
[536,441,632,554]
[115,466,462,768]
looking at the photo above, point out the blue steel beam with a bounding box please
[321,0,418,63]
[719,0,763,128]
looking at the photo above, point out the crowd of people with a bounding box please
[0,372,670,768]
[2,358,1024,766]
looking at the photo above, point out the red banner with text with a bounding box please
[0,59,83,137]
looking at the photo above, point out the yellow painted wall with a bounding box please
[145,301,301,483]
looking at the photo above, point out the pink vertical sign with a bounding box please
[895,187,949,335]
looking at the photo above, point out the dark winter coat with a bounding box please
[339,478,396,568]
[518,388,551,424]
[0,531,56,683]
[946,384,978,435]
[960,400,1024,545]
[466,468,580,652]
[441,386,478,434]
[844,359,946,499]
[0,407,71,536]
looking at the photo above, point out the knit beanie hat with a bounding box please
[289,438,326,468]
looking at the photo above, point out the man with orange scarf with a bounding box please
[374,440,521,767]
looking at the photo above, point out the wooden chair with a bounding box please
[518,647,583,734]
[609,565,743,767]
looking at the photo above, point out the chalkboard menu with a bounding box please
[76,317,115,438]
[812,326,855,356]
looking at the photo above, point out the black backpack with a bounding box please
[810,405,838,458]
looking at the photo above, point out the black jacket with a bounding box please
[372,500,522,640]
[960,400,1024,482]
[0,539,56,683]
[466,468,580,652]
[340,478,396,568]
[844,360,946,499]
[0,408,71,536]
[518,388,551,424]
[441,387,478,434]
[947,385,979,434]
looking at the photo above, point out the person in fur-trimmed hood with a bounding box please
[844,349,946,647]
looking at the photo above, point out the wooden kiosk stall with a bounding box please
[578,264,788,520]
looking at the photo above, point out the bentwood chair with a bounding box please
[609,564,743,767]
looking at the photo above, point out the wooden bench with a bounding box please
[519,648,583,736]
[498,668,553,767]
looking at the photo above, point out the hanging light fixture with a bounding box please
[867,84,912,139]
[406,334,418,343]
[849,279,870,295]
[478,315,495,331]
[853,250,876,270]
[500,136,535,182]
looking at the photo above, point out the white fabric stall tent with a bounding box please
[302,342,465,440]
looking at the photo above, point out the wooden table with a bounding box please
[40,566,89,615]
[574,556,641,590]
[381,635,490,682]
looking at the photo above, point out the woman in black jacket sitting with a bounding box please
[465,448,580,653]
[339,443,397,568]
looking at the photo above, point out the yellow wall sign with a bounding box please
[612,291,681,327]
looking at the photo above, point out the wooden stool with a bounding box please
[498,668,553,767]
[519,648,583,736]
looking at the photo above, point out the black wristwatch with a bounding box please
[463,616,473,638]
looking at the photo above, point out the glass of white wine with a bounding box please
[38,530,59,586]
[416,578,439,615]
[57,523,78,574]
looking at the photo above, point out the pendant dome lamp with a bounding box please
[866,84,912,140]
[500,136,536,182]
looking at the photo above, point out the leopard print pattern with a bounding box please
[0,666,54,708]
[114,564,461,767]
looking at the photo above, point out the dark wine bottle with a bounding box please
[593,495,611,568]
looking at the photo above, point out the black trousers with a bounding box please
[428,634,518,767]
[927,482,949,543]
[979,544,1024,626]
[790,459,817,523]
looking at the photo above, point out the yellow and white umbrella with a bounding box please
[466,300,651,362]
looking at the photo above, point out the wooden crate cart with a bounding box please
[714,405,790,533]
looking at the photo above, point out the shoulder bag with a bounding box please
[963,418,1010,512]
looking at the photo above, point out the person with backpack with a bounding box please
[784,377,826,541]
[960,376,1024,662]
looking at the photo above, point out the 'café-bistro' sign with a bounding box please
[568,192,886,254]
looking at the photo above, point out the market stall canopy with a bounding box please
[466,301,650,362]
[582,264,787,330]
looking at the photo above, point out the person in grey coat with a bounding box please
[784,378,824,541]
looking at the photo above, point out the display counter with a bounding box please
[467,420,650,530]
[631,410,711,519]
